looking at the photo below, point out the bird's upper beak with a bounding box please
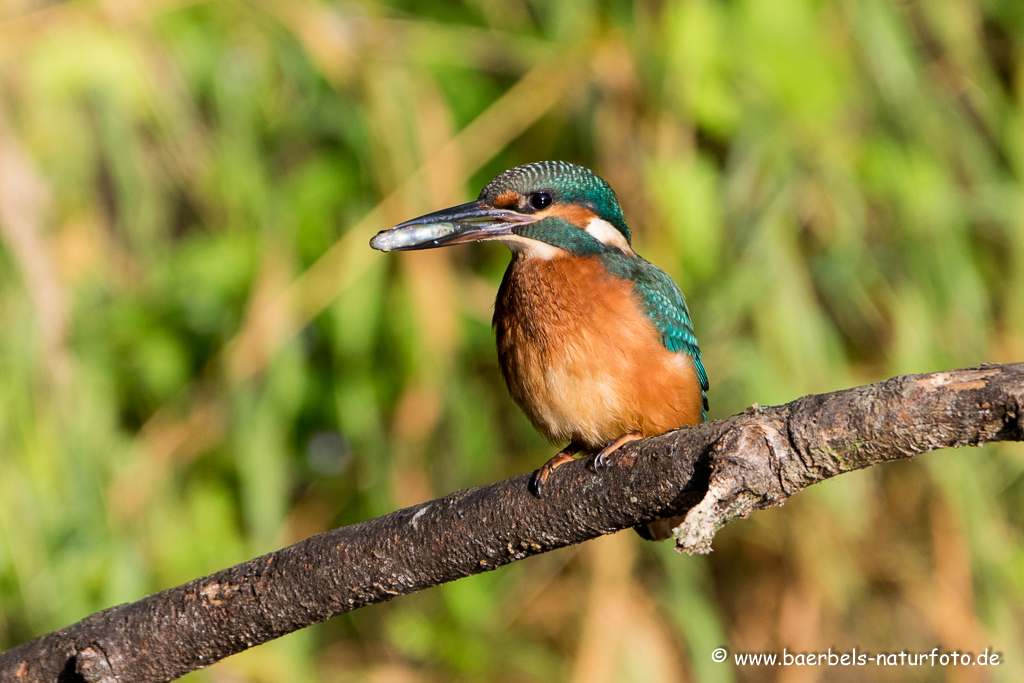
[369,200,535,252]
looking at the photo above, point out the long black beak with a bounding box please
[369,200,534,252]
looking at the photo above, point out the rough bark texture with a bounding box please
[3,363,1023,683]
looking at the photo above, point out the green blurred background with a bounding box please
[1,0,1023,681]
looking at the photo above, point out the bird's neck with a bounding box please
[493,252,633,336]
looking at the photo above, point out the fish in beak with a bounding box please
[369,200,535,252]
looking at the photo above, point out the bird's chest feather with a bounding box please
[493,255,703,448]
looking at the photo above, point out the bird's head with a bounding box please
[370,161,633,258]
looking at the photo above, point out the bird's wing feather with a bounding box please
[632,263,709,414]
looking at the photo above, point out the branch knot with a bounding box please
[674,423,791,554]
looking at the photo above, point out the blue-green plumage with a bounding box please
[583,250,708,418]
[515,218,606,256]
[632,263,709,416]
[481,161,632,241]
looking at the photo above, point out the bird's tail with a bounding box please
[634,514,687,542]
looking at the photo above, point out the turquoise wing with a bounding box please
[632,261,709,417]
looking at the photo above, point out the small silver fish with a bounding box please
[369,223,459,252]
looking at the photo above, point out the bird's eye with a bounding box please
[529,192,552,210]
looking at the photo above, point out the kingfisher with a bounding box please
[370,161,708,540]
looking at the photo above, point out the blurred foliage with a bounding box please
[0,0,1023,681]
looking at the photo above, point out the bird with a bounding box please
[370,161,708,541]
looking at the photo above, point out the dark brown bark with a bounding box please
[3,363,1023,683]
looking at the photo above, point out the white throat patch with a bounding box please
[584,217,634,255]
[498,234,563,260]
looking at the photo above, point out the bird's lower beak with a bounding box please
[369,200,535,252]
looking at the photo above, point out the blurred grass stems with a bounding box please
[110,55,583,526]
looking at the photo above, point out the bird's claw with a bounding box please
[588,431,643,472]
[530,446,580,498]
[529,470,547,497]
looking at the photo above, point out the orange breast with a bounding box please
[493,254,704,450]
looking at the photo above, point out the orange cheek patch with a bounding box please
[547,204,596,226]
[493,190,520,208]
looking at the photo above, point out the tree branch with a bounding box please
[3,363,1023,683]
